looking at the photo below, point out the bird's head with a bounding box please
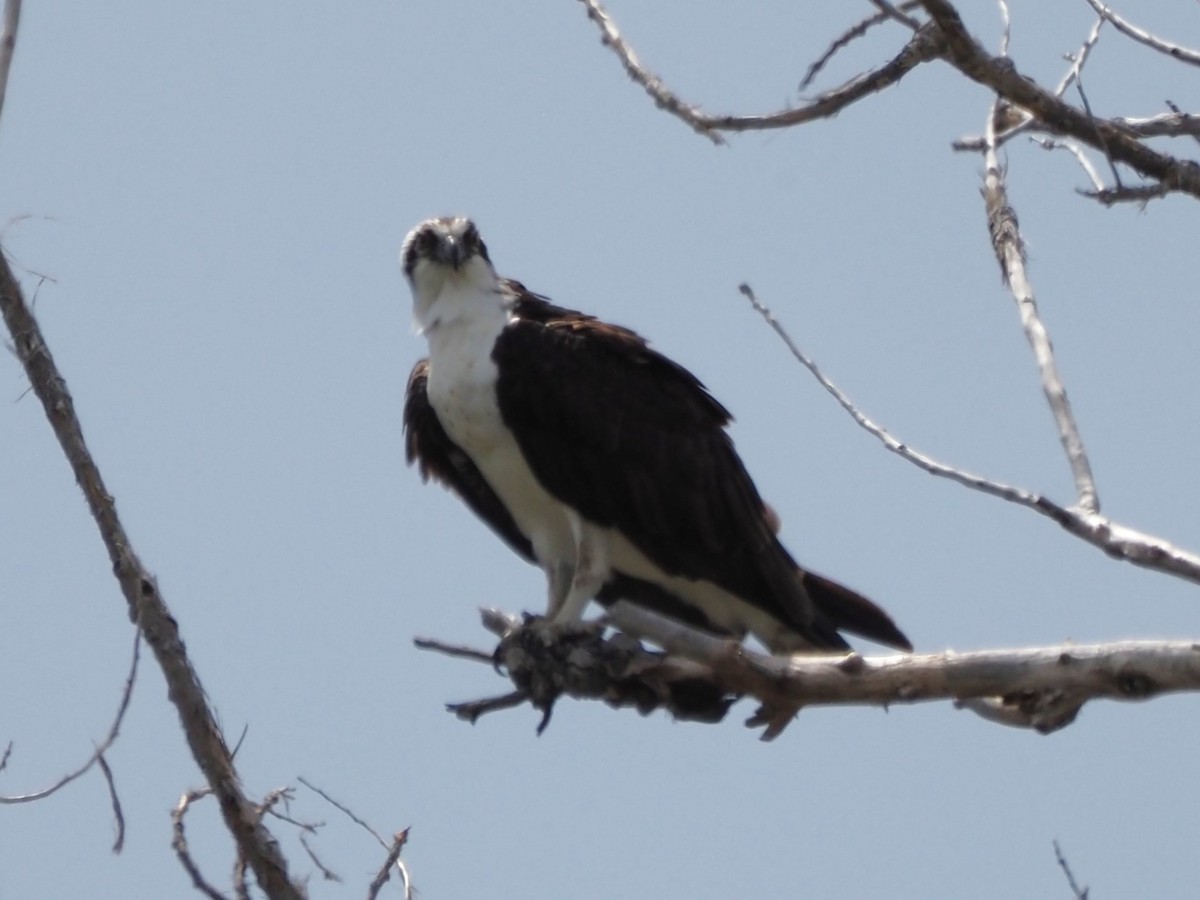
[401,216,498,330]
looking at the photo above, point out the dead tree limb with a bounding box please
[576,0,944,141]
[0,255,302,899]
[415,606,1200,740]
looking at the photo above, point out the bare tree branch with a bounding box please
[96,751,125,854]
[0,0,20,130]
[367,830,411,900]
[981,103,1100,513]
[1081,181,1175,206]
[298,832,341,884]
[418,606,1200,739]
[920,0,1200,200]
[1035,133,1178,208]
[1108,109,1200,140]
[956,106,1200,152]
[1056,16,1105,98]
[866,0,922,32]
[1081,0,1200,67]
[172,789,230,900]
[577,0,944,140]
[0,629,140,806]
[801,2,923,91]
[0,257,302,898]
[1032,136,1106,192]
[1053,839,1090,899]
[298,778,412,900]
[1163,100,1200,149]
[737,283,1200,585]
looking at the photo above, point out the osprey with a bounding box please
[401,216,910,654]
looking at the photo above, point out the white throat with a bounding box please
[410,258,507,336]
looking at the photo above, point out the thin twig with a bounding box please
[576,0,721,144]
[1082,181,1175,206]
[995,0,1011,57]
[0,629,140,804]
[1081,0,1200,66]
[801,2,923,90]
[412,636,496,664]
[1053,839,1090,899]
[578,0,944,139]
[298,832,341,883]
[96,752,125,854]
[172,790,229,900]
[0,0,21,130]
[1074,77,1122,190]
[446,690,530,723]
[1057,17,1105,97]
[1032,137,1106,192]
[298,777,388,847]
[736,284,1200,585]
[736,283,1037,500]
[366,830,411,900]
[866,0,922,32]
[298,779,412,900]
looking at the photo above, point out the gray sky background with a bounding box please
[3,3,1199,898]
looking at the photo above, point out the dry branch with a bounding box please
[172,790,229,900]
[1053,839,1091,899]
[0,255,302,899]
[298,777,413,900]
[1081,0,1200,67]
[0,0,19,128]
[416,607,1200,740]
[736,283,1200,587]
[919,0,1200,200]
[981,103,1099,513]
[0,629,139,809]
[801,1,922,90]
[577,0,944,140]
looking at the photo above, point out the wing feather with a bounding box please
[493,288,816,631]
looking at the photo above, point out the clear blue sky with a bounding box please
[3,2,1199,898]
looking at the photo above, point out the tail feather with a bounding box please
[802,570,913,652]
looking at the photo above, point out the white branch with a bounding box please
[419,607,1200,740]
[576,0,944,139]
[1081,0,1200,67]
[1032,136,1106,192]
[982,103,1100,513]
[608,603,1200,737]
[736,284,1200,586]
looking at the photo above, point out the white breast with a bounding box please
[423,286,577,570]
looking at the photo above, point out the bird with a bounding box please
[401,215,911,654]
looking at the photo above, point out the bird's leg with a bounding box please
[546,560,574,618]
[549,515,608,623]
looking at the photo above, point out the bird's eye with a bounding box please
[463,224,490,262]
[418,229,439,254]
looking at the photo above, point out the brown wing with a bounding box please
[492,287,819,633]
